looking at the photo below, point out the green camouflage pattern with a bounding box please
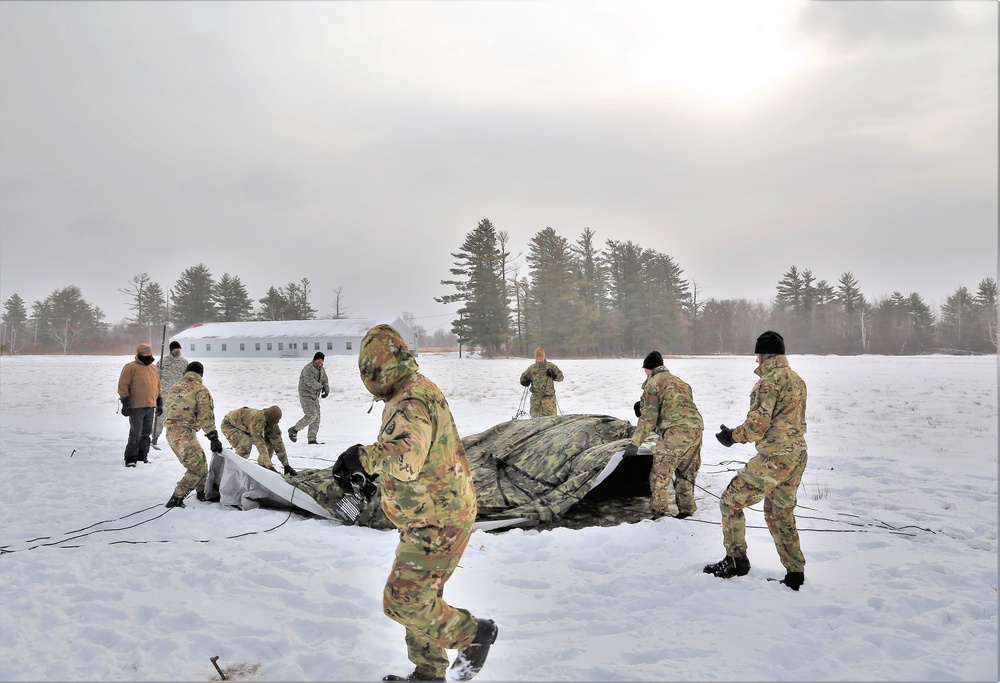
[467,414,634,522]
[384,525,479,676]
[165,426,208,499]
[519,361,564,417]
[297,360,329,397]
[283,413,636,528]
[153,352,188,441]
[356,324,481,677]
[720,354,809,572]
[163,371,216,499]
[357,324,477,530]
[631,366,704,516]
[163,371,217,435]
[731,355,807,452]
[294,360,328,440]
[631,366,704,445]
[720,447,807,571]
[221,407,289,469]
[650,433,702,516]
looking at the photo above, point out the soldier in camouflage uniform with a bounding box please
[622,351,704,519]
[289,352,330,444]
[518,347,564,418]
[152,341,188,449]
[332,324,497,682]
[221,405,297,475]
[704,331,808,591]
[163,362,223,508]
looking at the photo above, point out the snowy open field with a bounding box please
[0,352,996,682]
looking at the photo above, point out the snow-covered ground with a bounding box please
[0,352,996,682]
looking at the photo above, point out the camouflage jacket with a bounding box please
[157,353,188,393]
[223,407,287,460]
[164,371,218,435]
[298,360,329,398]
[732,355,808,454]
[519,361,564,396]
[632,366,704,447]
[118,359,162,409]
[357,324,477,530]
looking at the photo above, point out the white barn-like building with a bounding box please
[171,317,417,359]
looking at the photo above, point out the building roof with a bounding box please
[172,318,404,340]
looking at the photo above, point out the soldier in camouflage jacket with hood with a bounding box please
[332,324,497,682]
[705,330,809,591]
[163,362,223,508]
[623,351,704,519]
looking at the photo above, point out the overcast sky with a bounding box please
[1,1,996,330]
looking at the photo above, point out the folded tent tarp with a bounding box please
[205,413,641,530]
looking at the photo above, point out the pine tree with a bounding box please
[257,287,289,321]
[30,286,106,353]
[214,274,254,322]
[2,293,28,353]
[525,227,577,356]
[571,228,606,356]
[171,264,217,330]
[939,286,976,352]
[284,278,317,320]
[436,219,511,358]
[971,278,998,353]
[119,273,167,332]
[835,271,868,353]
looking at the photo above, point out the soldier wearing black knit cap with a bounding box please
[704,330,809,591]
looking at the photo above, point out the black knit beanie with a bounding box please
[642,351,664,370]
[185,361,205,376]
[169,341,181,351]
[754,330,785,355]
[313,352,325,361]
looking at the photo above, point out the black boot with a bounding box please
[703,554,750,578]
[165,494,186,508]
[780,571,804,591]
[287,427,298,443]
[382,669,445,681]
[450,618,498,681]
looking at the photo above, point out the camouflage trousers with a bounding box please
[719,447,808,572]
[383,524,479,677]
[650,430,702,516]
[529,394,557,418]
[292,394,321,441]
[152,410,165,444]
[165,426,207,499]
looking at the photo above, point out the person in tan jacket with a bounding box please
[117,343,163,467]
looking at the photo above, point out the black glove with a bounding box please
[283,464,298,476]
[546,368,557,379]
[520,377,531,387]
[120,397,131,417]
[633,400,642,418]
[622,443,640,457]
[716,424,735,448]
[333,443,365,487]
[321,389,329,398]
[156,396,164,416]
[206,429,224,453]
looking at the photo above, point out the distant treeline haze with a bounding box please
[2,221,997,356]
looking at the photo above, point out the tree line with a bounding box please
[436,219,998,358]
[2,227,997,356]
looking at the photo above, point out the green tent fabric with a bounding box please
[279,413,637,528]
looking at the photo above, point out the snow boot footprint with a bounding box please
[449,618,498,681]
